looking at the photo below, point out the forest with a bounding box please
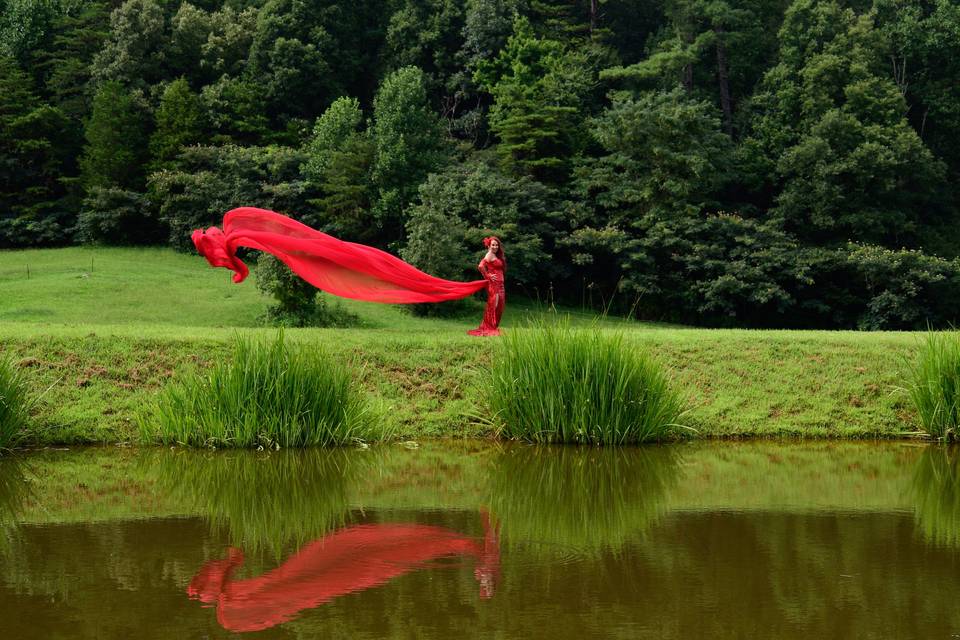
[1,0,959,328]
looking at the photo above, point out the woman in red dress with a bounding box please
[468,237,505,336]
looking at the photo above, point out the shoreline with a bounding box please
[0,322,921,445]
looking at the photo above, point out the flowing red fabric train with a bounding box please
[192,207,488,304]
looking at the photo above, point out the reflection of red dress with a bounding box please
[188,517,500,633]
[468,256,505,337]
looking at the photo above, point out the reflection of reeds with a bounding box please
[484,321,687,444]
[0,356,30,449]
[0,455,29,553]
[908,332,960,440]
[912,446,960,546]
[487,445,679,553]
[144,448,359,556]
[141,332,378,448]
[0,455,27,522]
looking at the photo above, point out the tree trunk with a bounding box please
[715,25,733,136]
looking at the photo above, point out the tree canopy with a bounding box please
[3,0,960,328]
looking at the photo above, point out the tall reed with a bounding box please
[483,321,687,444]
[0,356,30,450]
[908,331,960,440]
[141,333,377,448]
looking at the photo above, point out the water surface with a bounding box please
[0,441,957,638]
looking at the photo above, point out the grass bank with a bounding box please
[0,246,923,443]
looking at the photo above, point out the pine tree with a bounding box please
[0,56,72,247]
[744,0,947,247]
[474,16,590,183]
[371,66,447,245]
[80,80,148,190]
[149,78,207,171]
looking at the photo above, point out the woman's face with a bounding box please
[489,239,500,253]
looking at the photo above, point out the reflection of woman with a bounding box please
[189,514,500,633]
[468,237,506,337]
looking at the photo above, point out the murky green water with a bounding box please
[0,441,958,638]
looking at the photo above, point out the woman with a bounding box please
[468,237,506,337]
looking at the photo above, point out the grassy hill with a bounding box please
[0,246,923,444]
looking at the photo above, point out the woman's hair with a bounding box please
[483,236,505,267]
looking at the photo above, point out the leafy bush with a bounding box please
[77,187,165,244]
[0,356,30,450]
[566,213,812,326]
[254,253,357,327]
[482,321,688,444]
[845,245,960,330]
[908,332,960,441]
[140,333,378,448]
[401,158,560,317]
[149,145,317,251]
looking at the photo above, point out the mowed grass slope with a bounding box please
[0,246,921,444]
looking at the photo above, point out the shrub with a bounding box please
[908,332,960,441]
[0,356,29,450]
[254,254,358,327]
[482,321,688,444]
[845,245,960,330]
[149,145,317,251]
[77,187,166,245]
[140,333,377,448]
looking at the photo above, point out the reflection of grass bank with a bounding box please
[912,446,960,546]
[140,333,378,448]
[487,445,679,553]
[486,322,686,444]
[145,448,359,555]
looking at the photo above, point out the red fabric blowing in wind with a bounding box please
[192,207,487,304]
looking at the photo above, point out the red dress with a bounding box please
[468,256,505,337]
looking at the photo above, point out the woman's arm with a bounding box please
[478,251,495,277]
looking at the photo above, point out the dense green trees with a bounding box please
[3,0,960,328]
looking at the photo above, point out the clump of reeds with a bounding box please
[0,356,30,450]
[483,321,688,444]
[141,333,377,448]
[908,332,960,441]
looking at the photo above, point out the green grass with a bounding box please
[0,246,931,442]
[907,331,960,441]
[485,321,687,444]
[140,333,377,448]
[0,355,30,449]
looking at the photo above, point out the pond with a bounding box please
[0,441,957,638]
